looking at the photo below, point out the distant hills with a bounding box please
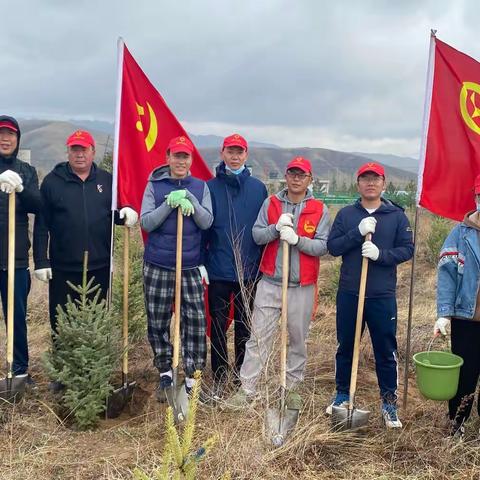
[17,119,416,185]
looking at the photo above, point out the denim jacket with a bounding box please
[437,220,480,319]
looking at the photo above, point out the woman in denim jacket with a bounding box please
[436,174,480,438]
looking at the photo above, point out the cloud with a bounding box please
[1,0,479,155]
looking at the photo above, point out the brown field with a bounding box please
[1,209,479,480]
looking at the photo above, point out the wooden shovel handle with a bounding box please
[280,240,289,390]
[122,227,130,375]
[172,209,183,369]
[349,233,371,409]
[6,192,15,376]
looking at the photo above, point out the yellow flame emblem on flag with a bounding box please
[460,82,480,135]
[135,101,158,152]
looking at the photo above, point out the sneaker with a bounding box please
[286,390,303,411]
[450,420,465,442]
[48,380,65,394]
[223,389,255,410]
[155,375,172,403]
[185,382,212,405]
[382,403,403,429]
[325,392,350,415]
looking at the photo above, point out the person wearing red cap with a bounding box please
[435,173,480,439]
[326,162,413,428]
[202,133,267,398]
[33,130,138,390]
[225,156,330,410]
[0,115,42,386]
[140,135,213,401]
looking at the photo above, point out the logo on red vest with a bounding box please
[304,220,316,234]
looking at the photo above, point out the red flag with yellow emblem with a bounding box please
[112,38,212,212]
[418,35,480,220]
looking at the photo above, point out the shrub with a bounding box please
[425,216,451,266]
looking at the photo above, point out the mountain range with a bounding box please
[16,119,417,185]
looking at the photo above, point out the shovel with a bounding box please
[164,208,189,423]
[266,240,299,447]
[0,192,26,402]
[106,227,136,418]
[331,234,372,431]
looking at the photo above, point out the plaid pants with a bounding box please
[144,262,207,377]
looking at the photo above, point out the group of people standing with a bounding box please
[2,113,477,436]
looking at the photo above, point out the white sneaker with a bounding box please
[382,403,402,429]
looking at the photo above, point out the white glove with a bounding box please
[275,213,294,232]
[280,226,299,245]
[434,317,450,336]
[361,240,379,261]
[119,207,138,228]
[34,268,52,282]
[0,170,23,193]
[358,217,377,236]
[198,265,209,285]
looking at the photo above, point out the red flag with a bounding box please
[418,35,480,220]
[112,38,212,212]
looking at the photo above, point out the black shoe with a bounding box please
[185,382,212,405]
[155,375,172,403]
[48,381,65,394]
[450,420,465,441]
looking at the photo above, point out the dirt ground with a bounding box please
[0,211,479,480]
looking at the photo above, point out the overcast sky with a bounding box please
[2,0,479,156]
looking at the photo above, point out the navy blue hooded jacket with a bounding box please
[204,162,267,282]
[327,198,413,297]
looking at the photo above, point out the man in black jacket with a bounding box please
[0,115,41,383]
[33,130,138,345]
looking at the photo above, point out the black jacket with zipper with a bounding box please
[33,162,122,272]
[0,115,41,269]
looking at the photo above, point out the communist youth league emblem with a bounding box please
[135,101,158,152]
[460,82,480,135]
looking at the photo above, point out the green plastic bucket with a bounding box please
[413,351,464,401]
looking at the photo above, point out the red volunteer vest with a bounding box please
[260,196,324,285]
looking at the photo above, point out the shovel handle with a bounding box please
[280,240,289,390]
[349,233,371,408]
[122,227,130,376]
[6,192,15,377]
[172,209,183,369]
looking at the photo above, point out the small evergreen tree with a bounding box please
[44,263,121,430]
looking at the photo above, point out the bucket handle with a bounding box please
[426,334,451,354]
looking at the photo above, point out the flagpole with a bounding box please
[108,37,125,309]
[403,30,436,410]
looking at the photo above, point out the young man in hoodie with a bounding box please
[435,173,480,439]
[33,130,137,390]
[225,157,329,409]
[326,163,413,428]
[140,136,213,400]
[0,115,41,385]
[203,134,267,397]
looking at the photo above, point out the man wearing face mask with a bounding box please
[203,134,267,399]
[0,115,41,386]
[435,173,480,439]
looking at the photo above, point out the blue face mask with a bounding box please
[225,165,246,175]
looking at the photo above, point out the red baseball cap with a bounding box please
[167,136,194,154]
[222,133,248,151]
[357,162,385,178]
[66,130,95,148]
[0,120,18,132]
[474,174,480,194]
[286,156,312,174]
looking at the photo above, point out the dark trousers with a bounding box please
[209,280,255,383]
[335,290,398,402]
[0,268,31,375]
[49,267,110,333]
[449,318,480,424]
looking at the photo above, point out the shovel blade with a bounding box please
[165,383,189,424]
[331,405,370,431]
[105,381,137,419]
[265,407,299,447]
[0,376,26,403]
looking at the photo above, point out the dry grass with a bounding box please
[1,210,479,479]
